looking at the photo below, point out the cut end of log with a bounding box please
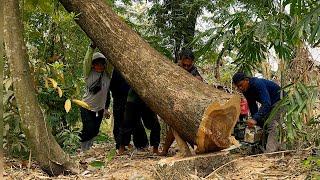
[196,95,241,153]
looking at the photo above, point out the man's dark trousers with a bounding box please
[120,101,160,148]
[80,107,104,142]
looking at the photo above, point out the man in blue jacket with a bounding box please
[232,72,283,153]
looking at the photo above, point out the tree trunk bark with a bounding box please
[261,61,271,80]
[3,0,77,176]
[0,1,4,178]
[214,47,226,81]
[59,0,241,153]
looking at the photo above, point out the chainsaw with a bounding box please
[244,125,263,143]
[234,119,263,144]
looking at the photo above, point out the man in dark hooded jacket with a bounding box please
[232,72,283,152]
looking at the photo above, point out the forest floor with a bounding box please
[4,141,319,179]
[3,121,320,179]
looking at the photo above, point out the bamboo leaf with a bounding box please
[287,104,299,116]
[293,89,303,106]
[64,99,72,113]
[289,93,295,105]
[264,98,286,127]
[309,16,320,44]
[294,113,303,130]
[297,82,308,95]
[280,99,291,106]
[297,99,307,114]
[287,116,294,141]
[298,0,302,15]
[281,83,294,91]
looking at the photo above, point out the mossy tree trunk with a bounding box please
[3,0,77,176]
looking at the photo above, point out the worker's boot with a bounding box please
[81,138,94,152]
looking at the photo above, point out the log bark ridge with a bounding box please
[59,0,241,152]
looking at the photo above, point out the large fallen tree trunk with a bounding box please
[4,0,77,176]
[59,0,241,153]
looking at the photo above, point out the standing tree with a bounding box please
[0,1,4,177]
[3,0,77,176]
[149,0,202,61]
[59,0,240,153]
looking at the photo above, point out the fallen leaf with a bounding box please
[64,99,71,113]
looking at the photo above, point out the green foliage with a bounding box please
[191,0,319,77]
[266,82,319,147]
[3,77,29,159]
[148,0,203,60]
[28,2,91,124]
[56,127,81,154]
[106,148,117,162]
[4,0,92,157]
[288,0,320,47]
[89,160,105,168]
[24,4,88,153]
[303,155,320,178]
[95,132,112,144]
[303,156,320,169]
[234,28,267,73]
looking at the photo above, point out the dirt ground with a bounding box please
[4,119,319,179]
[4,141,318,180]
[206,151,315,179]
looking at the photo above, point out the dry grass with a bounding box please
[4,145,316,180]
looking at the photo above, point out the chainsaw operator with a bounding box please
[232,72,284,153]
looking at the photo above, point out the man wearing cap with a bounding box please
[80,43,112,152]
[232,72,283,153]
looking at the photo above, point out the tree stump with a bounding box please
[155,152,231,179]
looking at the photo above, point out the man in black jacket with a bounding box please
[106,69,148,150]
[118,89,161,155]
